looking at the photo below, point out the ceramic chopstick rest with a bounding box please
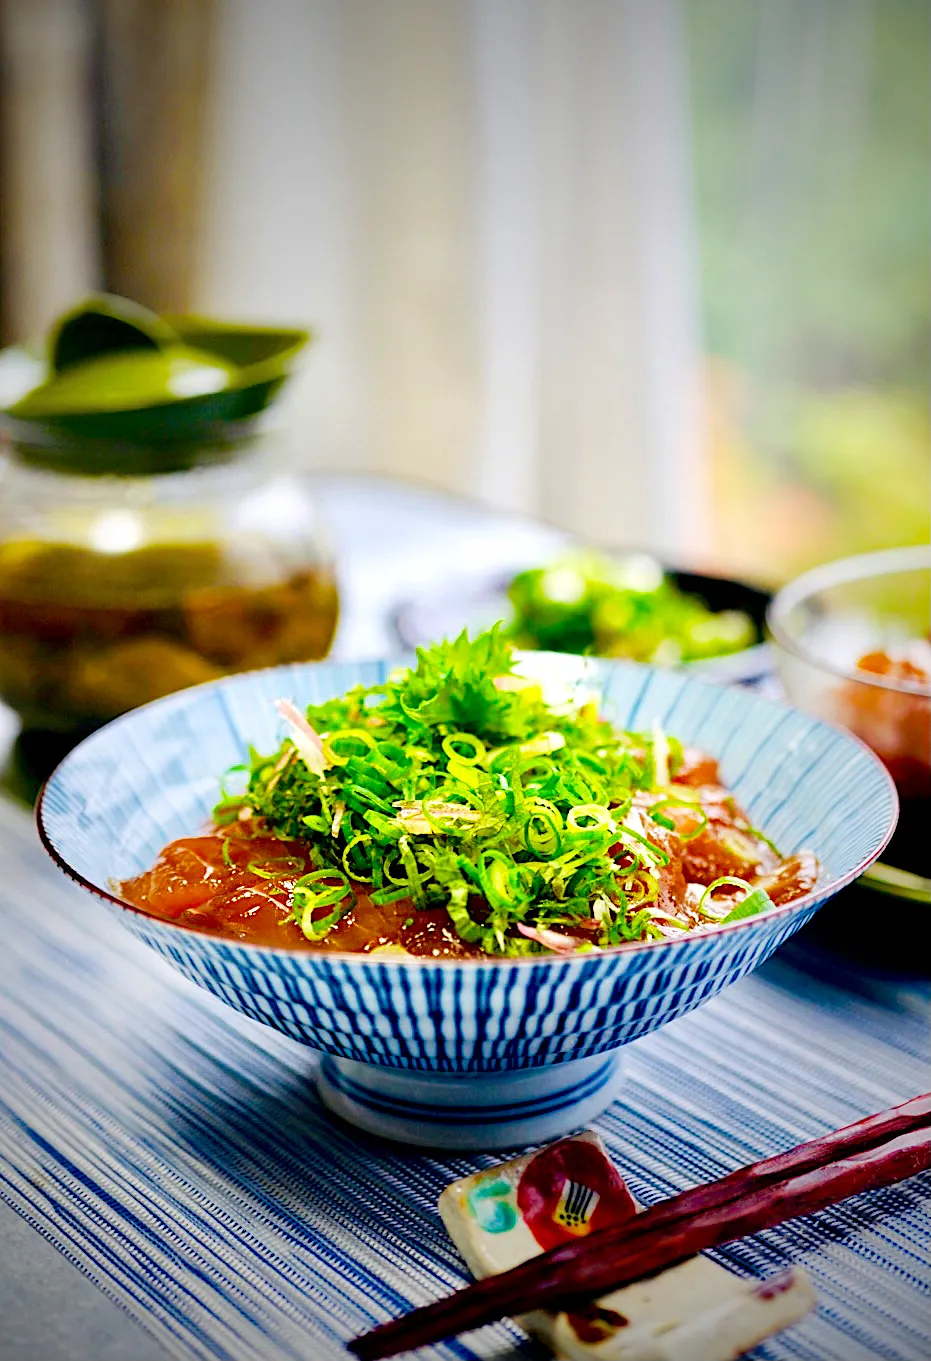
[438,1130,816,1360]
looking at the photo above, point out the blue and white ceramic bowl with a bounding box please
[38,655,897,1150]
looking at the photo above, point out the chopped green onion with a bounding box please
[341,834,375,881]
[293,868,353,940]
[222,627,785,958]
[442,732,486,765]
[566,804,614,833]
[524,799,563,856]
[614,820,671,867]
[321,728,379,766]
[721,887,775,923]
[370,885,413,906]
[247,854,305,880]
[696,875,752,917]
[648,795,709,842]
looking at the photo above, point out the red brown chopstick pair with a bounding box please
[350,1093,931,1360]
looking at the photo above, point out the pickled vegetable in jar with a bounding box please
[0,295,339,736]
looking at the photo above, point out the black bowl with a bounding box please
[393,565,773,684]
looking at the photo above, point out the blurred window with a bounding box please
[687,0,930,581]
[2,0,925,584]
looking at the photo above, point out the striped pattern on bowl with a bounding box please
[37,655,896,1078]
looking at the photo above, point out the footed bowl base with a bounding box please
[316,1051,624,1150]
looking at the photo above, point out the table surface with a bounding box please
[1,475,928,1361]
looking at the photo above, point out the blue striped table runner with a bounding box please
[1,794,928,1361]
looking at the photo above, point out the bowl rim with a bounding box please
[766,545,931,698]
[35,655,899,970]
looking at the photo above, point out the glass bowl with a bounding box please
[768,546,930,905]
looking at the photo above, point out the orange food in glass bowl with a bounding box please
[768,547,930,885]
[835,647,930,800]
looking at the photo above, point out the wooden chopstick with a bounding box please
[350,1093,931,1360]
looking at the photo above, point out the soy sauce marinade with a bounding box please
[120,631,817,956]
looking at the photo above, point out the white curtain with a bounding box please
[197,0,705,560]
[0,0,99,341]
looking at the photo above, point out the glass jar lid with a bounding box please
[0,294,310,473]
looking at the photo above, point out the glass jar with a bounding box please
[0,434,339,735]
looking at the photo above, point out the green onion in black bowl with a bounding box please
[394,551,771,683]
